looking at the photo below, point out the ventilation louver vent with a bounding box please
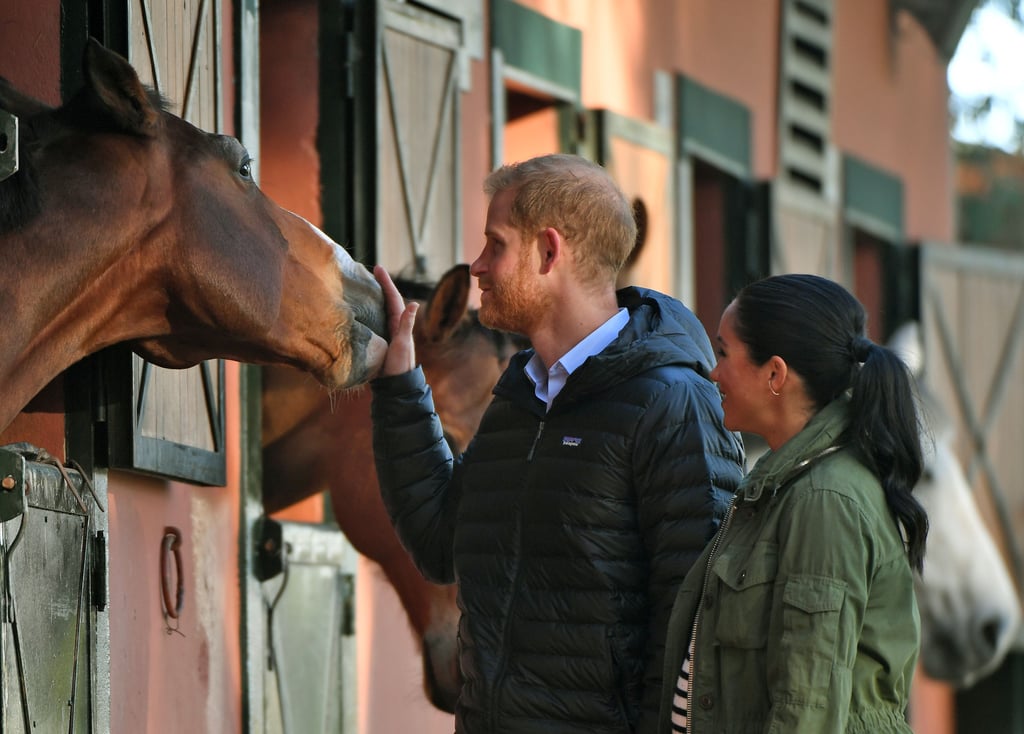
[779,0,833,197]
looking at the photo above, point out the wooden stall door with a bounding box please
[919,244,1024,732]
[0,448,107,733]
[103,0,227,486]
[340,0,464,280]
[255,519,359,734]
[920,244,1024,585]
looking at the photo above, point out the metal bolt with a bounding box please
[1,475,15,491]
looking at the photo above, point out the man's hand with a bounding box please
[374,265,419,377]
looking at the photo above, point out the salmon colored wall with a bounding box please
[107,362,244,733]
[260,0,327,529]
[833,1,955,242]
[259,0,328,527]
[511,0,779,179]
[505,106,563,164]
[260,0,323,230]
[0,0,61,105]
[490,0,955,246]
[460,47,494,267]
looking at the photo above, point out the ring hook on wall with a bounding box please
[160,526,185,633]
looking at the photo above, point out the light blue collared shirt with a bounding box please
[524,307,630,411]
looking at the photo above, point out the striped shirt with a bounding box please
[671,654,691,733]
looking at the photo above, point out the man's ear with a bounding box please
[538,227,564,274]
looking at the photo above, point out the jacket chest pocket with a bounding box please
[708,544,778,649]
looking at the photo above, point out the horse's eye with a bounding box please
[238,158,253,179]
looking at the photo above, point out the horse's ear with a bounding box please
[887,321,924,379]
[626,197,648,268]
[83,38,159,135]
[421,264,471,342]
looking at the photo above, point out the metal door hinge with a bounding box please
[92,531,107,611]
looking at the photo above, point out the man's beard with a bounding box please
[478,255,550,336]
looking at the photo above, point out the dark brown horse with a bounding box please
[262,264,524,712]
[0,39,387,433]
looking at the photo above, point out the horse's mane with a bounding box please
[0,81,171,234]
[393,275,437,303]
[0,125,39,233]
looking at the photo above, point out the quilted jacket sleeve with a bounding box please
[370,367,461,585]
[632,367,745,733]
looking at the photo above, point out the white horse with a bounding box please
[742,321,1020,689]
[890,321,1020,688]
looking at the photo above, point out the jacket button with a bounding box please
[737,570,747,584]
[699,694,714,710]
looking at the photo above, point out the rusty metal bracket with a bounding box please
[0,445,27,521]
[0,108,18,183]
[254,516,285,582]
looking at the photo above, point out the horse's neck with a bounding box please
[0,225,158,433]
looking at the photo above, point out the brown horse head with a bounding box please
[0,39,386,432]
[262,263,526,712]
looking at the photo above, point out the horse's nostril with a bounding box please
[362,302,387,340]
[980,616,1010,654]
[346,275,388,339]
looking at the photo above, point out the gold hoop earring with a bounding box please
[768,379,781,397]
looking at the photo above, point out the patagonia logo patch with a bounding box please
[562,436,582,447]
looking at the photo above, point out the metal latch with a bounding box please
[0,445,26,521]
[0,108,18,183]
[254,516,285,581]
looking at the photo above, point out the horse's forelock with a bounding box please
[913,380,955,467]
[145,86,173,115]
[393,270,528,358]
[394,276,436,302]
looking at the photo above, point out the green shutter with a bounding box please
[843,155,904,241]
[677,76,751,176]
[491,0,581,100]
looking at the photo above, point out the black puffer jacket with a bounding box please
[371,287,744,733]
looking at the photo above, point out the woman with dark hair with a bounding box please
[658,273,928,733]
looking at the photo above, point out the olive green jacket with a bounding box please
[658,397,919,733]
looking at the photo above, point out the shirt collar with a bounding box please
[525,307,629,408]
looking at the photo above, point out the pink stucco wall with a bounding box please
[512,0,780,179]
[833,2,955,242]
[0,0,61,105]
[107,363,244,733]
[515,0,954,244]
